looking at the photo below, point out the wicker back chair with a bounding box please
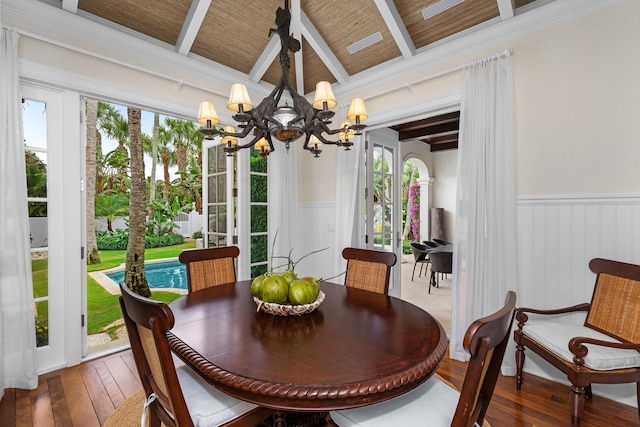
[514,258,640,426]
[330,291,516,427]
[118,283,273,427]
[342,247,397,295]
[178,246,240,293]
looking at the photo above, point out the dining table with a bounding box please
[166,280,448,423]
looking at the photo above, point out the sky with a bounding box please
[22,98,180,180]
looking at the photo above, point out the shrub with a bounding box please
[192,230,203,239]
[97,229,184,250]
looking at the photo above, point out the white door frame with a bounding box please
[22,83,83,373]
[364,129,403,297]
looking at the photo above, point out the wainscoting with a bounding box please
[516,194,640,407]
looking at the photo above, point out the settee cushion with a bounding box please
[523,320,640,371]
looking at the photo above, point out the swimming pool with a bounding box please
[106,260,187,289]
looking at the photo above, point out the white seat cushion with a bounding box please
[330,377,461,427]
[523,320,640,371]
[176,365,259,427]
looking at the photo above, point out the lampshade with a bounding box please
[255,137,270,151]
[339,122,355,141]
[197,101,220,126]
[309,135,323,148]
[347,98,368,121]
[221,126,238,146]
[227,83,253,112]
[312,81,337,110]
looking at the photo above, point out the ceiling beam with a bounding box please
[300,10,349,84]
[497,0,515,20]
[373,0,415,59]
[398,121,459,140]
[429,140,458,152]
[291,0,305,95]
[249,37,280,83]
[61,0,78,13]
[176,0,211,56]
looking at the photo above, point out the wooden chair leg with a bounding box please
[569,384,585,427]
[515,342,525,391]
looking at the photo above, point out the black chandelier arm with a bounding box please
[233,130,269,151]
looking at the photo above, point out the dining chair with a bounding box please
[330,291,517,427]
[342,247,397,295]
[514,258,640,426]
[410,242,431,281]
[178,246,240,293]
[428,251,453,294]
[119,283,273,427]
[433,239,451,246]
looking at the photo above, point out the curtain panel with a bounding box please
[451,51,519,367]
[0,27,38,399]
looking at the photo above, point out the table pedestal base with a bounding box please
[259,410,328,427]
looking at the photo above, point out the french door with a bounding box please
[365,130,402,296]
[22,84,83,373]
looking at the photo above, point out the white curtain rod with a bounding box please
[365,48,513,101]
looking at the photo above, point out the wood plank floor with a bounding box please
[0,349,637,426]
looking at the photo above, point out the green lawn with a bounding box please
[33,240,197,338]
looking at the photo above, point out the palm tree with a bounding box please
[99,106,130,192]
[94,192,129,232]
[157,125,177,202]
[148,112,160,218]
[85,98,101,264]
[124,107,151,297]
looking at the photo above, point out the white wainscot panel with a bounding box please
[516,195,640,408]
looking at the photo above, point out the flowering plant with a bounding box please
[408,183,420,241]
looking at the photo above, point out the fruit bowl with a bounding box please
[253,291,325,316]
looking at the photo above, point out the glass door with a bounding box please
[22,84,82,372]
[365,131,402,295]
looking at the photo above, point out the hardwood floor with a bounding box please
[0,349,637,426]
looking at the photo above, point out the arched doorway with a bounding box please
[399,155,452,335]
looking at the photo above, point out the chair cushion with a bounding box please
[523,320,640,371]
[177,365,258,426]
[330,376,460,427]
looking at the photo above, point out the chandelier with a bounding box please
[196,0,368,158]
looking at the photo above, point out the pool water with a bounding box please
[106,260,187,289]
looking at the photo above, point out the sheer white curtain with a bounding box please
[332,142,363,283]
[268,143,300,270]
[450,51,518,365]
[0,27,39,399]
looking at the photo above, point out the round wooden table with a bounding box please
[167,281,448,412]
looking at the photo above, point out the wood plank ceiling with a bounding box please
[49,0,547,149]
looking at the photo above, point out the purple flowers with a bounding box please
[408,183,420,241]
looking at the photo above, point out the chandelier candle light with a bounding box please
[197,0,367,158]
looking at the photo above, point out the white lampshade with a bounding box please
[309,135,323,147]
[312,81,337,110]
[227,83,253,112]
[254,137,270,151]
[221,126,238,146]
[347,98,368,122]
[339,121,355,141]
[197,101,220,126]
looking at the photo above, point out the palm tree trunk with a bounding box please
[162,152,170,202]
[85,98,101,264]
[149,112,159,220]
[124,107,151,297]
